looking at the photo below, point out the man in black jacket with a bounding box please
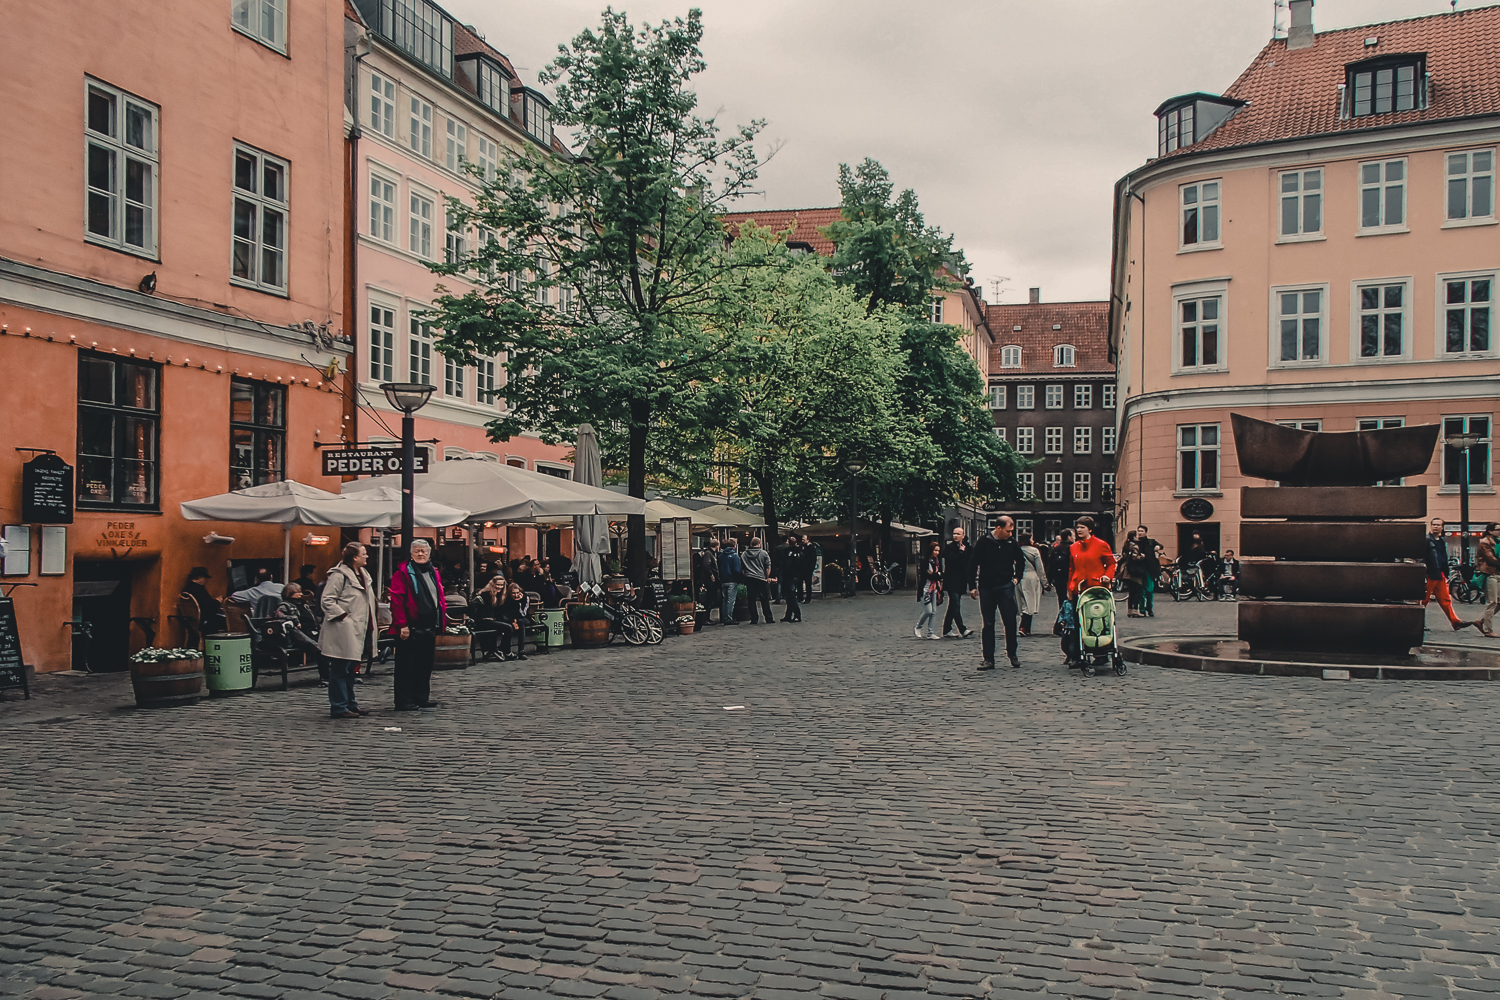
[941,526,975,639]
[968,516,1026,670]
[800,535,821,601]
[1424,518,1474,631]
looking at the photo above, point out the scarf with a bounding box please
[408,560,440,627]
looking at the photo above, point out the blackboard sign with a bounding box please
[0,597,28,697]
[22,454,74,524]
[648,579,667,610]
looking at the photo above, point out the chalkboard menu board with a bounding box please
[0,597,28,697]
[22,454,74,524]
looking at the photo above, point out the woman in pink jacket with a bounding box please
[387,538,447,712]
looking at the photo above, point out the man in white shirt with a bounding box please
[230,568,284,606]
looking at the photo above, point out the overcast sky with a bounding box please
[442,0,1467,304]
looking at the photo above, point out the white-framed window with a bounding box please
[1279,168,1323,239]
[1358,417,1406,486]
[475,134,498,183]
[1000,345,1022,368]
[1272,285,1326,365]
[445,118,467,172]
[994,427,1007,443]
[1354,279,1410,360]
[477,358,498,405]
[1016,385,1035,409]
[1158,103,1194,156]
[1180,179,1221,249]
[1074,385,1092,409]
[1073,473,1091,502]
[1015,427,1034,454]
[1102,384,1117,409]
[1045,427,1063,454]
[409,96,433,158]
[505,237,524,294]
[1074,427,1091,454]
[534,256,550,305]
[369,301,396,383]
[1017,472,1034,499]
[1359,158,1406,232]
[524,93,551,143]
[1053,345,1075,367]
[369,173,397,243]
[230,144,288,294]
[1044,473,1063,503]
[408,317,433,385]
[1016,518,1034,539]
[369,71,396,138]
[443,447,472,461]
[1177,423,1220,493]
[1440,273,1494,356]
[929,297,944,324]
[1102,426,1117,455]
[409,190,434,258]
[474,226,497,279]
[85,80,159,257]
[443,353,464,400]
[1101,472,1116,497]
[1045,385,1064,409]
[989,385,1006,409]
[1350,61,1421,117]
[231,0,286,52]
[1446,149,1495,224]
[1176,291,1224,371]
[445,208,466,264]
[1443,415,1492,490]
[559,282,578,315]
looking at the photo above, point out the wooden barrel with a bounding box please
[433,634,471,670]
[569,619,611,647]
[678,621,695,635]
[130,657,204,708]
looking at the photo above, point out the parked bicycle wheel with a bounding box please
[870,572,892,595]
[642,610,664,645]
[1449,570,1476,604]
[620,610,650,645]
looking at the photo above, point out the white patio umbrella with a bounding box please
[341,456,644,522]
[572,424,609,586]
[180,480,468,582]
[693,503,765,530]
[644,499,717,526]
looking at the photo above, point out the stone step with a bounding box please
[1238,601,1425,652]
[1239,521,1424,561]
[1241,485,1426,520]
[1239,561,1424,602]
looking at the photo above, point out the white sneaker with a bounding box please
[960,629,975,639]
[925,633,941,640]
[914,626,923,638]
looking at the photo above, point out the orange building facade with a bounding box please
[1110,3,1500,559]
[0,3,350,673]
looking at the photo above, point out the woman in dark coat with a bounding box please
[387,538,447,712]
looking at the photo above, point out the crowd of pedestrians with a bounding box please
[696,533,819,625]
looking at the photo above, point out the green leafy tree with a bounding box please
[426,8,764,587]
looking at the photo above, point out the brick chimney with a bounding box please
[1288,0,1315,50]
[1028,287,1041,304]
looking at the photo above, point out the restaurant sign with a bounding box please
[321,447,430,477]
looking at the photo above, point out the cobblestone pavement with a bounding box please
[2,592,1498,1000]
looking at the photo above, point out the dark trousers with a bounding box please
[801,569,814,601]
[781,577,801,620]
[701,581,720,621]
[978,586,1019,664]
[942,591,968,635]
[325,657,359,716]
[746,579,773,623]
[393,632,435,707]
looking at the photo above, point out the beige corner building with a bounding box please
[1110,1,1500,558]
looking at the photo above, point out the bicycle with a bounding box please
[1447,568,1477,604]
[577,583,663,645]
[868,551,892,595]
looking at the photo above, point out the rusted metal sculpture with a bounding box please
[1230,413,1441,487]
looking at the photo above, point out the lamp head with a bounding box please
[380,382,435,413]
[843,457,867,475]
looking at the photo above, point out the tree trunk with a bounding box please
[627,400,650,591]
[752,463,780,555]
[880,512,894,569]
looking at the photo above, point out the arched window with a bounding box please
[1053,344,1076,367]
[1000,345,1022,368]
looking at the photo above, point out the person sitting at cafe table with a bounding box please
[184,567,226,634]
[231,567,284,607]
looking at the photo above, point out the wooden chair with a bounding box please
[170,592,203,650]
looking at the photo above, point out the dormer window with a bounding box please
[1053,345,1076,368]
[357,0,454,78]
[1000,345,1021,368]
[524,91,551,143]
[1346,55,1426,118]
[1159,104,1194,155]
[1154,93,1244,157]
[458,55,512,119]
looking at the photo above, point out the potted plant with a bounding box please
[694,602,710,628]
[664,594,695,633]
[128,647,205,708]
[434,623,472,670]
[734,582,748,619]
[567,603,611,647]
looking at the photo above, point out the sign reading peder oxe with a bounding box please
[321,447,430,478]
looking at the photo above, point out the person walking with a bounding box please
[388,538,446,712]
[1426,518,1477,631]
[1121,529,1146,617]
[801,535,820,602]
[940,527,975,638]
[777,535,803,622]
[1478,522,1500,637]
[915,541,943,639]
[1135,525,1160,618]
[968,516,1025,670]
[697,538,722,624]
[1016,532,1047,635]
[717,538,742,625]
[1067,517,1118,598]
[1048,529,1075,612]
[318,542,377,719]
[740,536,775,625]
[1221,550,1241,599]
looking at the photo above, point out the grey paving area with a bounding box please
[2,591,1498,999]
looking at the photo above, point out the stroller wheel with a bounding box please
[1113,662,1128,676]
[1113,651,1128,676]
[1081,663,1096,677]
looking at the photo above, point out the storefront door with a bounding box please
[72,562,136,673]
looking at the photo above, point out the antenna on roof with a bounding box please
[989,276,1009,302]
[1271,0,1286,37]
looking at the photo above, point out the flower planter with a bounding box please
[434,633,472,670]
[130,656,204,708]
[569,619,611,647]
[678,620,695,635]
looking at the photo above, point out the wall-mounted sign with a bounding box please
[0,597,27,696]
[321,447,430,477]
[22,454,74,524]
[1180,498,1215,522]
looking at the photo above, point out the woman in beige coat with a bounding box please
[318,542,377,718]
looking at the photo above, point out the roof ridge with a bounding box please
[1305,2,1500,38]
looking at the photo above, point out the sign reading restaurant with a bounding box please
[321,447,431,477]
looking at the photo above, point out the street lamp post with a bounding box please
[842,457,867,597]
[1448,431,1483,574]
[380,382,435,561]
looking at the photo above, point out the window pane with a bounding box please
[79,357,114,403]
[1304,171,1321,191]
[1476,176,1493,219]
[125,104,150,151]
[1181,451,1197,490]
[121,364,156,410]
[1361,316,1379,357]
[1183,207,1198,245]
[78,457,114,502]
[1203,182,1218,200]
[1472,306,1490,353]
[1362,187,1381,227]
[88,90,115,135]
[1361,287,1379,311]
[87,144,116,193]
[1361,162,1380,184]
[1181,327,1196,368]
[1201,325,1218,366]
[1383,313,1402,355]
[262,162,284,203]
[1304,192,1321,232]
[1201,205,1219,242]
[1281,196,1298,235]
[1181,301,1197,323]
[1302,318,1320,360]
[1180,426,1197,447]
[1201,425,1218,446]
[1202,299,1218,320]
[1450,177,1468,219]
[230,381,254,424]
[1182,186,1197,206]
[1385,183,1404,225]
[78,410,114,457]
[1201,450,1218,490]
[1281,319,1298,361]
[1447,308,1466,353]
[1303,290,1321,313]
[1384,285,1403,309]
[1281,173,1299,194]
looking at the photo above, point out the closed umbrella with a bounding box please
[572,424,608,586]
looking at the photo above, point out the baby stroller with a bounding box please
[1063,585,1127,677]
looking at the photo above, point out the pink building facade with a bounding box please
[1110,3,1500,559]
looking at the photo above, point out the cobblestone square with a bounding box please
[2,594,1498,999]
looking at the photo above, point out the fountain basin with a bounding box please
[1122,634,1500,680]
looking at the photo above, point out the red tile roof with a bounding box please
[1171,4,1500,157]
[720,208,843,255]
[985,301,1112,376]
[343,0,365,25]
[452,22,519,81]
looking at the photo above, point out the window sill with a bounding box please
[1177,243,1223,255]
[1356,226,1410,237]
[229,277,289,299]
[1275,233,1326,245]
[76,504,162,515]
[1438,487,1496,496]
[1268,360,1327,369]
[1171,367,1229,375]
[1439,351,1499,361]
[84,234,159,264]
[1440,217,1498,230]
[1351,355,1416,366]
[1174,491,1224,499]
